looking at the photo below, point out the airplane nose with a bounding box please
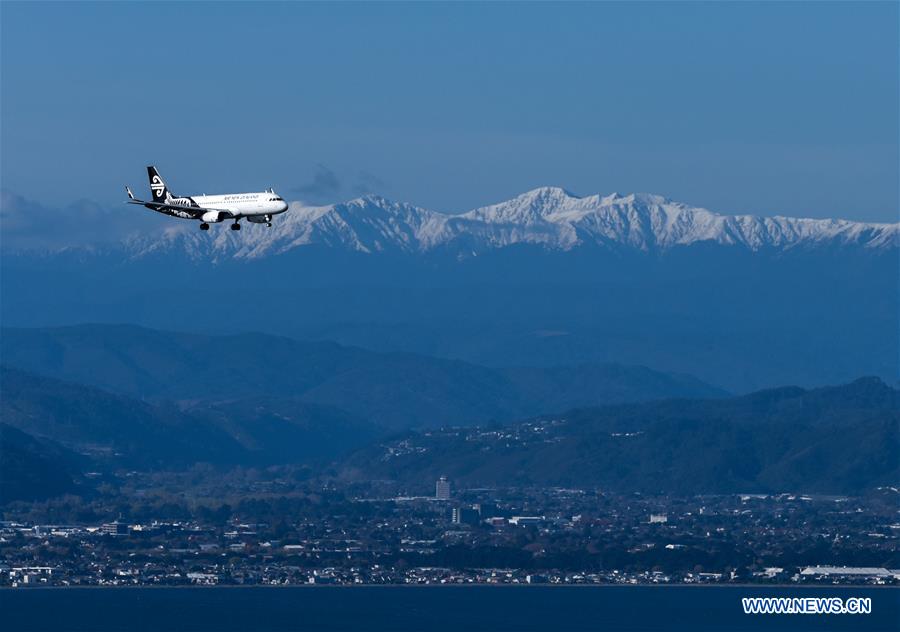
[280,202,289,213]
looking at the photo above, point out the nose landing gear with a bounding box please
[230,222,241,231]
[200,223,210,231]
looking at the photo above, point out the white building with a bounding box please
[435,476,451,500]
[800,566,891,578]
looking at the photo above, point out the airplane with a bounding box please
[125,166,289,231]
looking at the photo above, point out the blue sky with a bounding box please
[1,1,897,224]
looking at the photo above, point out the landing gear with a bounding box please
[200,223,210,231]
[230,222,241,231]
[266,222,272,227]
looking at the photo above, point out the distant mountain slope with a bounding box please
[340,378,900,494]
[0,367,382,467]
[0,423,81,503]
[189,397,380,463]
[0,367,246,466]
[0,325,726,429]
[117,188,897,260]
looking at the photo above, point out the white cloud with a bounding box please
[0,189,168,252]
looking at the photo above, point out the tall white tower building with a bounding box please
[435,476,451,500]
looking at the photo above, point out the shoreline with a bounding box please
[2,583,896,591]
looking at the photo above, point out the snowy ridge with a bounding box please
[125,187,898,260]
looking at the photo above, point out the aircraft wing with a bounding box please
[125,191,235,219]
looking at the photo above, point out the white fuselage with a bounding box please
[191,192,289,220]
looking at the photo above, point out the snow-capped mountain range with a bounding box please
[129,187,897,260]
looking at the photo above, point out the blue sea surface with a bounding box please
[1,586,897,632]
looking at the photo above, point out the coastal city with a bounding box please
[2,472,897,588]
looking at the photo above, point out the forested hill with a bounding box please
[340,377,900,494]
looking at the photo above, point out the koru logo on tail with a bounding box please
[150,175,165,197]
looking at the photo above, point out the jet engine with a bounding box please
[201,211,228,223]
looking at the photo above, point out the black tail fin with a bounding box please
[147,166,172,201]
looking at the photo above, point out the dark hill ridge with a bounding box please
[0,367,245,467]
[340,378,900,494]
[0,324,726,429]
[1,366,895,498]
[187,397,381,464]
[0,368,380,469]
[0,423,81,503]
